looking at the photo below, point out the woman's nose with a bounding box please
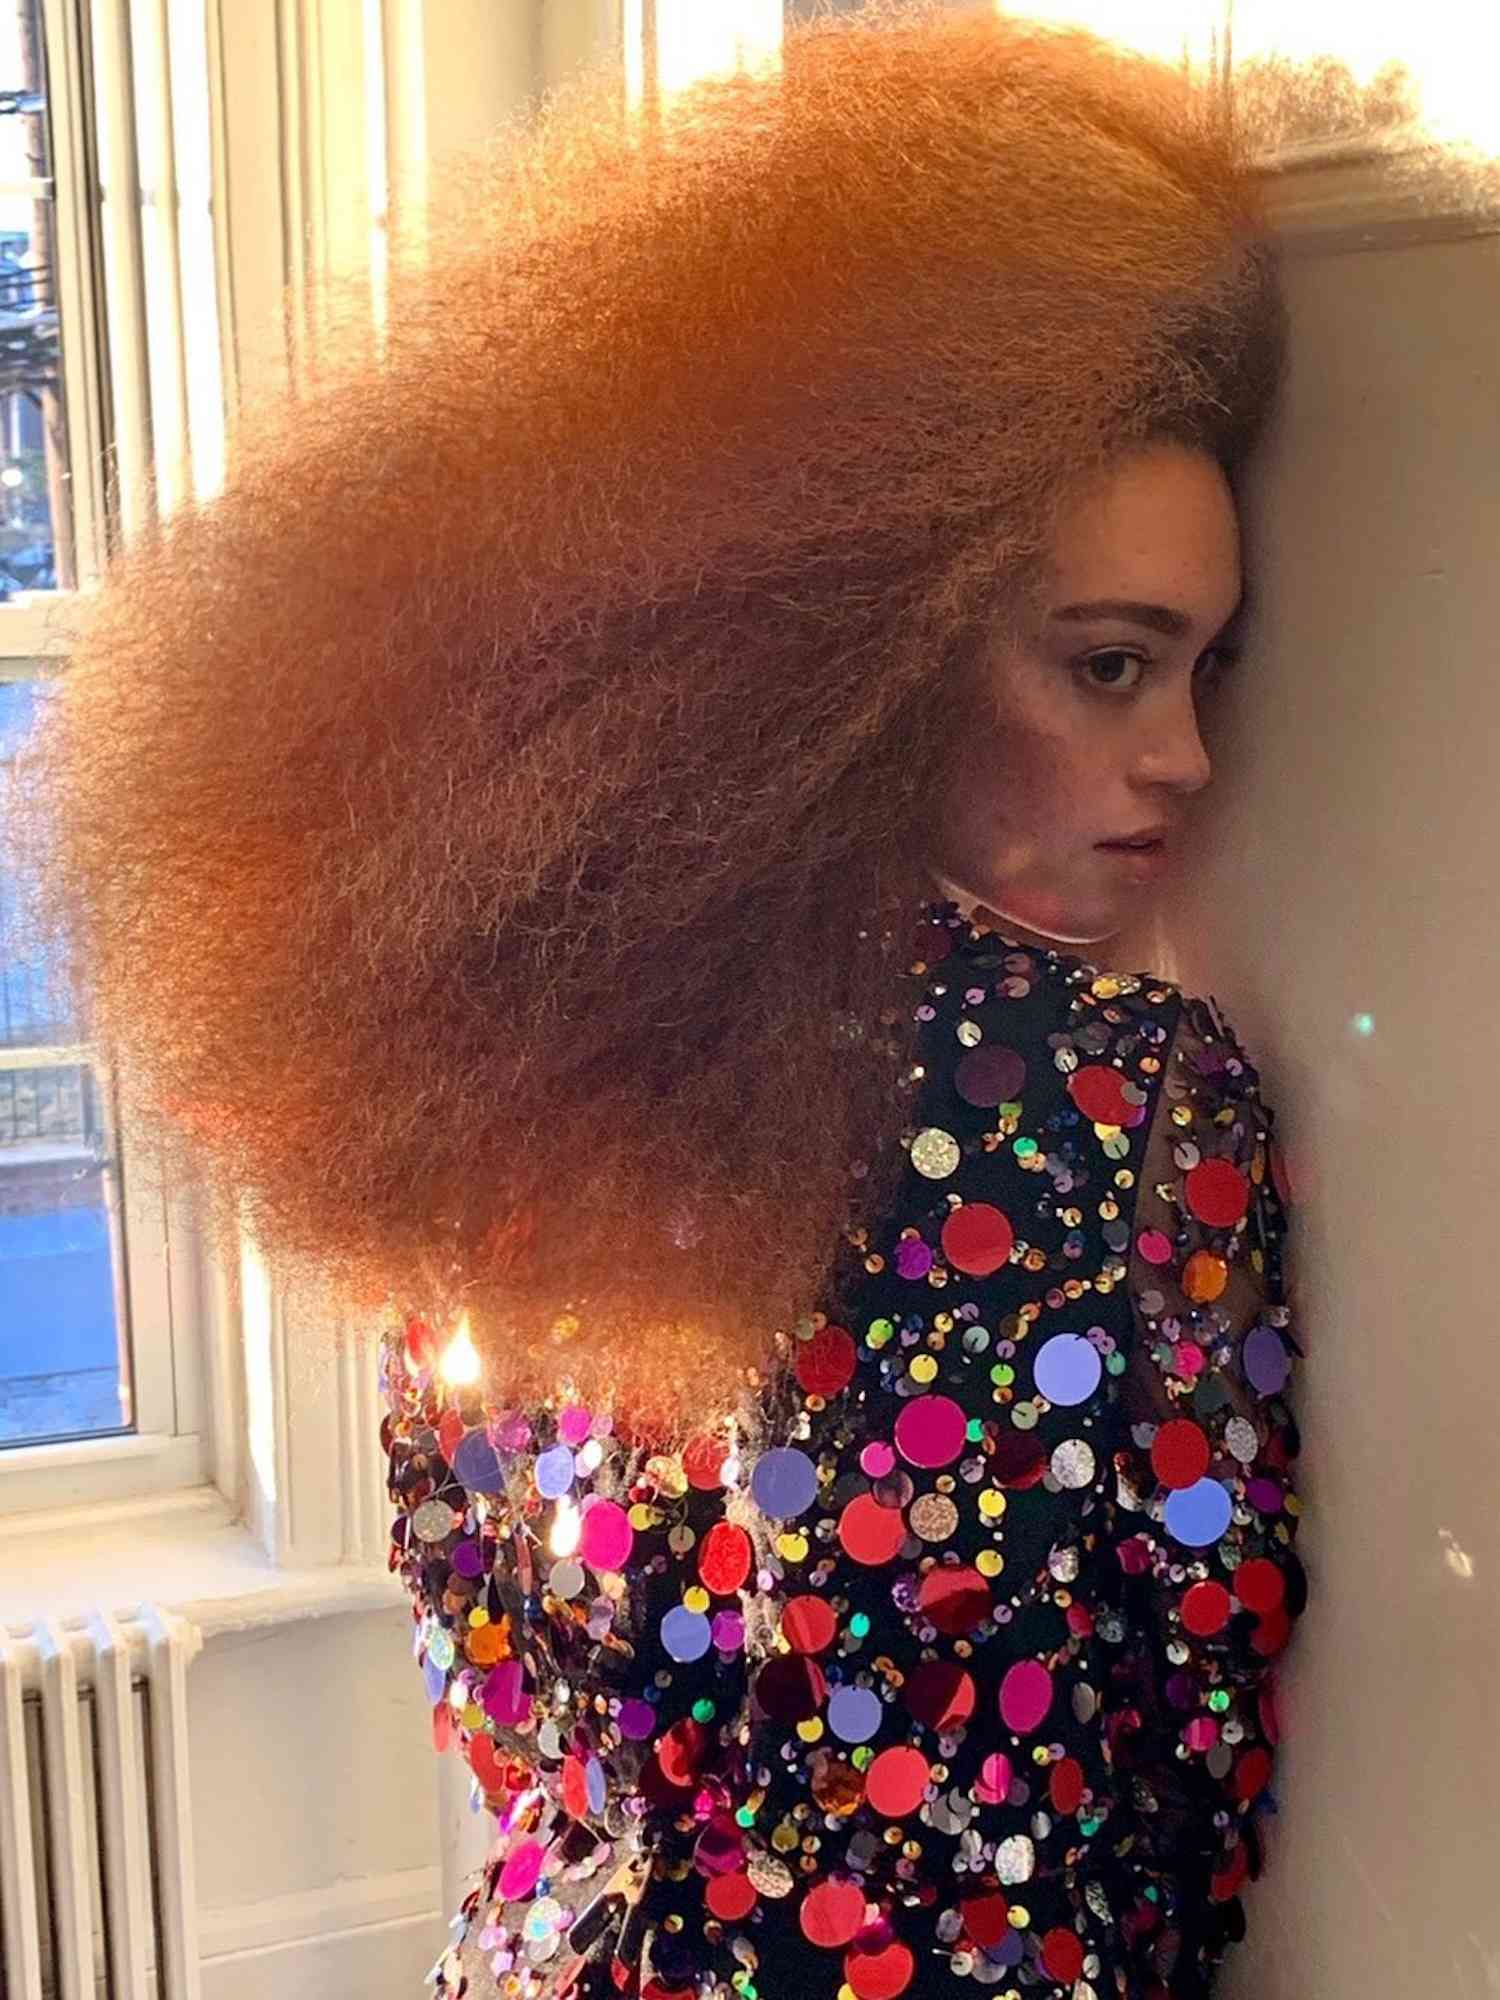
[1140,698,1213,796]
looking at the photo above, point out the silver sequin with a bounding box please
[412,1499,458,1543]
[911,1126,962,1179]
[995,1834,1035,1884]
[1050,1438,1096,1489]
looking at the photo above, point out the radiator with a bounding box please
[0,1606,202,2000]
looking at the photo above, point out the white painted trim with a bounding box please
[198,1198,246,1517]
[88,0,155,552]
[180,1566,407,1643]
[0,1428,198,1479]
[124,0,192,523]
[0,1016,214,1522]
[0,1433,207,1515]
[114,1097,178,1444]
[238,1232,393,1571]
[0,1628,47,1995]
[201,0,243,426]
[196,1863,442,1962]
[1261,128,1500,256]
[39,0,112,587]
[0,592,85,656]
[0,1039,92,1069]
[0,1482,404,1632]
[0,1480,227,1542]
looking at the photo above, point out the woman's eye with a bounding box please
[1197,644,1241,687]
[1078,645,1241,695]
[1079,649,1146,693]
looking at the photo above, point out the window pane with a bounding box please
[0,679,130,1447]
[0,0,75,597]
[0,675,72,1043]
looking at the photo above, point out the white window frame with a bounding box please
[0,1019,216,1515]
[0,0,222,1518]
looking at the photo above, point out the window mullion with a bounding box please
[38,0,110,584]
[85,0,153,554]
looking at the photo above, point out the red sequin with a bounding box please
[782,1594,838,1654]
[796,1323,858,1397]
[844,1939,915,1998]
[960,1892,1010,1948]
[1233,1556,1285,1613]
[865,1744,930,1817]
[800,1877,867,1948]
[1041,1928,1086,1982]
[682,1432,729,1491]
[1186,1156,1250,1227]
[1048,1756,1085,1814]
[940,1201,1014,1277]
[1181,1580,1232,1635]
[698,1521,752,1594]
[705,1872,758,1921]
[1233,1746,1273,1801]
[838,1493,909,1566]
[903,1660,976,1732]
[916,1564,991,1635]
[1151,1418,1211,1489]
[1068,1064,1132,1124]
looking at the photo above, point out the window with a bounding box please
[0,0,210,1516]
[0,674,128,1452]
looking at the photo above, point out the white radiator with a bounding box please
[0,1606,202,2000]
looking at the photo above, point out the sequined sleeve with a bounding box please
[1104,990,1306,1999]
[379,1322,765,1993]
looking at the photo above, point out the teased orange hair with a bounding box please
[0,2,1437,1443]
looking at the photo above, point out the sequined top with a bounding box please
[380,898,1305,2000]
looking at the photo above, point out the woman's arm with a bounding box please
[1103,989,1307,1999]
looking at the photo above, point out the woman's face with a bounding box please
[925,441,1245,947]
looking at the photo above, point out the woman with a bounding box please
[7,3,1325,1994]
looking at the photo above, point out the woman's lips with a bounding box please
[1097,839,1167,875]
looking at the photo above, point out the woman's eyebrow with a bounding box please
[1049,592,1247,639]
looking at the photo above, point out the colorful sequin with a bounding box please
[381,897,1305,1999]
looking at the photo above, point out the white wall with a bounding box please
[1162,226,1500,1997]
[191,1609,443,1996]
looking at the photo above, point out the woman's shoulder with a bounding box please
[914,903,1282,1164]
[942,911,1270,1074]
[915,896,1190,1034]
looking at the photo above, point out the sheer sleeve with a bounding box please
[1103,988,1307,2000]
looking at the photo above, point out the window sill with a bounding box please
[0,1429,211,1517]
[0,1484,405,1636]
